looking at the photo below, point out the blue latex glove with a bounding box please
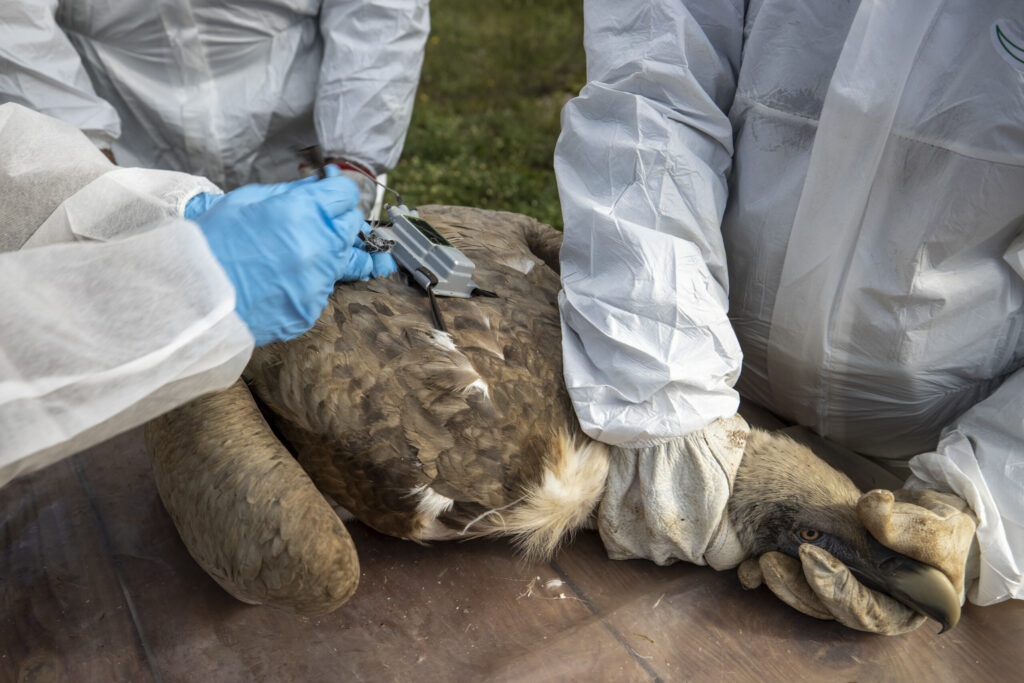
[184,175,318,220]
[191,166,397,346]
[186,172,399,280]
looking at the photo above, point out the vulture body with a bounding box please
[242,206,605,557]
[145,206,959,629]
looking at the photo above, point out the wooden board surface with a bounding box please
[2,428,1022,682]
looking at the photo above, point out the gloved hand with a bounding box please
[190,166,397,346]
[186,174,396,282]
[737,489,976,635]
[858,489,977,598]
[738,545,928,634]
[598,415,749,569]
[184,174,318,220]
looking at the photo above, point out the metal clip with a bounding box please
[359,230,396,254]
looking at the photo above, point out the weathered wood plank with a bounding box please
[554,529,1024,682]
[6,426,1023,682]
[0,453,155,683]
[73,429,652,682]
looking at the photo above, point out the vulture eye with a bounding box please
[798,529,821,542]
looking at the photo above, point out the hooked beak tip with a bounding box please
[857,535,962,634]
[885,562,961,634]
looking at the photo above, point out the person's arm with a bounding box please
[0,103,251,487]
[555,0,752,574]
[907,363,1024,605]
[0,0,120,150]
[555,0,745,447]
[314,0,430,175]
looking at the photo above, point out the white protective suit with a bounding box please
[556,0,1024,604]
[0,0,429,189]
[0,103,253,488]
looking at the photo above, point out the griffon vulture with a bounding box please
[145,206,959,630]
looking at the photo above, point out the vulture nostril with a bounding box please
[878,556,902,573]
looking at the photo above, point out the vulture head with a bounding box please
[145,205,960,630]
[730,429,961,631]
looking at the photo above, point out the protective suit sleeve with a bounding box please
[0,103,252,488]
[554,0,745,447]
[906,365,1024,605]
[0,0,121,148]
[315,0,430,175]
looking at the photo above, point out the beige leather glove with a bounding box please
[599,416,749,570]
[858,489,977,598]
[738,489,976,635]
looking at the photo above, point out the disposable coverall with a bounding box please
[0,103,251,488]
[555,0,1024,605]
[0,0,429,188]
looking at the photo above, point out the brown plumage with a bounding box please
[147,206,604,615]
[146,206,958,626]
[241,206,604,552]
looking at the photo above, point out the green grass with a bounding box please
[387,0,586,230]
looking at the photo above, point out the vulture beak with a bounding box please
[850,536,962,633]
